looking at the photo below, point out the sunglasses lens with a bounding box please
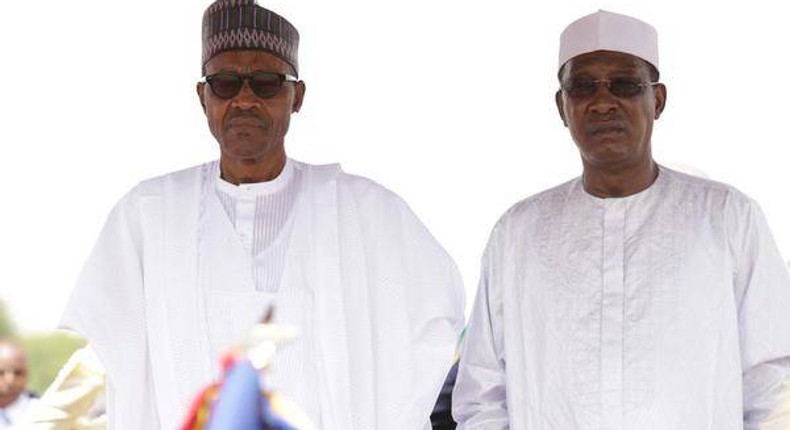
[564,78,647,99]
[208,74,243,99]
[249,73,284,99]
[609,79,643,97]
[205,72,287,99]
[566,81,596,98]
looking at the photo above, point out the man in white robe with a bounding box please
[59,1,464,428]
[453,10,790,429]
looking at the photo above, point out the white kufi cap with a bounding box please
[559,10,658,72]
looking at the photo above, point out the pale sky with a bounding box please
[2,0,789,332]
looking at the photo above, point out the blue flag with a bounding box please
[206,359,299,430]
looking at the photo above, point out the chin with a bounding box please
[583,148,634,167]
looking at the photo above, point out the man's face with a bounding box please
[197,50,305,165]
[555,50,666,171]
[0,343,28,407]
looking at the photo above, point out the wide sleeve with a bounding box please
[58,189,161,429]
[340,176,465,430]
[728,197,790,429]
[379,193,466,430]
[452,225,509,429]
[397,200,466,430]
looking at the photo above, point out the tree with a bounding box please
[23,332,86,394]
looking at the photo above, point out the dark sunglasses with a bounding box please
[561,78,658,99]
[204,71,298,100]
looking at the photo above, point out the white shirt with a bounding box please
[209,159,319,421]
[215,158,300,292]
[0,392,38,429]
[453,166,790,429]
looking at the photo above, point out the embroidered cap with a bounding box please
[202,0,300,76]
[559,10,658,74]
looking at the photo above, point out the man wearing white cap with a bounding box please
[453,10,790,429]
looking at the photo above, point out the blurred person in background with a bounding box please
[0,339,39,428]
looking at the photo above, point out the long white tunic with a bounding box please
[453,166,790,429]
[60,159,465,430]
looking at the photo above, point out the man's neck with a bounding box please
[582,159,658,198]
[220,154,287,185]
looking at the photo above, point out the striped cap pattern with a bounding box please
[202,0,299,75]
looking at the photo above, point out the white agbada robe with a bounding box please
[453,166,790,429]
[60,159,465,429]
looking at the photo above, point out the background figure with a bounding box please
[453,10,790,429]
[0,339,38,428]
[430,361,458,430]
[430,328,466,430]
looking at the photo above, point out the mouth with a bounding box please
[227,117,265,128]
[587,124,626,137]
[225,113,267,130]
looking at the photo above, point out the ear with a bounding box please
[291,81,306,113]
[555,90,568,127]
[196,82,207,113]
[653,83,667,120]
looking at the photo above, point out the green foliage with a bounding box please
[22,332,87,395]
[0,299,18,338]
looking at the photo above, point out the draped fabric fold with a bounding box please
[61,159,464,430]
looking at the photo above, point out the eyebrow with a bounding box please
[209,68,286,75]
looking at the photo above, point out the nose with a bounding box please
[229,80,260,110]
[588,83,619,115]
[0,370,13,386]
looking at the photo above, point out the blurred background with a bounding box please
[2,0,789,390]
